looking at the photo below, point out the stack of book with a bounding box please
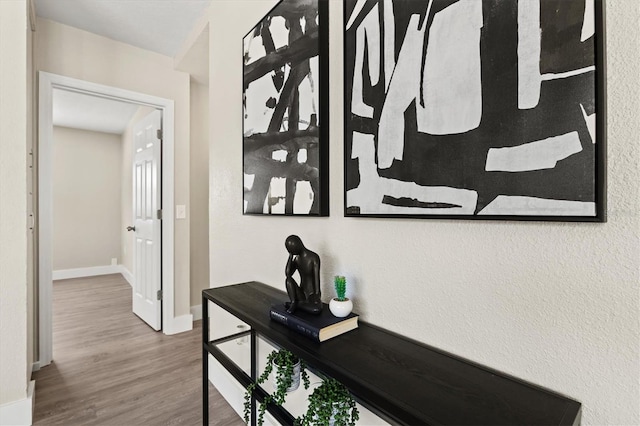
[269,303,358,342]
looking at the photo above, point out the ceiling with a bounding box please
[34,0,211,57]
[38,0,211,134]
[53,89,142,135]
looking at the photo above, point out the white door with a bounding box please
[131,109,162,330]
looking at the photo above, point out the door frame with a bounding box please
[38,72,176,367]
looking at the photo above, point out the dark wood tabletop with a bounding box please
[203,282,581,426]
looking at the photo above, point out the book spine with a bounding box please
[269,309,320,341]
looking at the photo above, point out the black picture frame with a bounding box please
[243,0,329,216]
[344,0,606,222]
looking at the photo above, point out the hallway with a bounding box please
[32,274,243,425]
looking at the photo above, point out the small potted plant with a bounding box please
[244,349,310,425]
[329,275,353,317]
[296,377,359,426]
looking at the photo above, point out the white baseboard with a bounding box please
[52,265,135,287]
[0,380,35,426]
[52,265,121,280]
[32,362,40,372]
[164,313,193,335]
[118,266,134,287]
[190,304,202,321]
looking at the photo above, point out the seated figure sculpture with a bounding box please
[284,235,322,315]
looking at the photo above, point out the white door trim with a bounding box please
[38,71,176,366]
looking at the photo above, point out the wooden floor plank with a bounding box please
[33,274,244,426]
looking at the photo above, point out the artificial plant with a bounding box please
[334,276,347,301]
[296,377,359,426]
[244,349,310,425]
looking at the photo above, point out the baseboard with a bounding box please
[118,266,134,287]
[32,362,40,372]
[0,380,35,426]
[190,304,202,321]
[52,265,121,280]
[164,313,193,335]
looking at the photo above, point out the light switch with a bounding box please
[176,204,186,219]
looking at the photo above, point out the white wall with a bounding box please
[207,1,640,425]
[120,106,157,276]
[26,0,36,388]
[0,0,31,414]
[36,18,191,317]
[52,126,122,271]
[190,81,210,306]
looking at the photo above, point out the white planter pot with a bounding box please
[313,401,350,426]
[328,402,345,426]
[329,298,353,317]
[273,360,301,392]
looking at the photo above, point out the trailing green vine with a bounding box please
[244,349,310,425]
[296,377,359,426]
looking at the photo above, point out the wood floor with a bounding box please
[32,274,244,426]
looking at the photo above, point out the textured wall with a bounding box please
[0,0,29,406]
[208,0,640,424]
[190,81,210,306]
[52,126,122,270]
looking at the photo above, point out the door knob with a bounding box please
[126,226,136,232]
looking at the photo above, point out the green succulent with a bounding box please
[334,276,347,301]
[296,377,359,426]
[244,349,310,425]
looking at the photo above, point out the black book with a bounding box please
[269,303,358,342]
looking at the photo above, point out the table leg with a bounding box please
[202,296,209,426]
[250,329,257,426]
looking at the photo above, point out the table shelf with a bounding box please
[202,282,581,426]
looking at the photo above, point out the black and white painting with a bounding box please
[243,0,329,216]
[344,0,605,221]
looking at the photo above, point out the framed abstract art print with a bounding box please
[243,0,329,216]
[344,0,606,221]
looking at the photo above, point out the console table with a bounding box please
[202,282,581,425]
